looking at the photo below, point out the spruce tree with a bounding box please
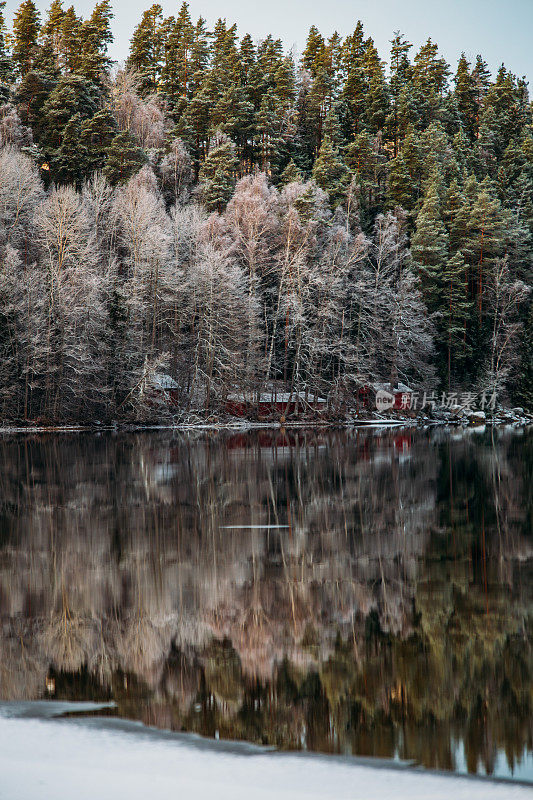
[52,112,88,185]
[81,108,117,172]
[441,251,472,387]
[454,54,477,140]
[104,130,147,184]
[411,181,449,311]
[388,32,412,154]
[312,134,349,206]
[464,181,506,320]
[198,135,238,212]
[387,152,415,211]
[279,159,303,186]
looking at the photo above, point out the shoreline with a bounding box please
[0,416,530,435]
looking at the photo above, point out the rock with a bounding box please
[466,410,486,426]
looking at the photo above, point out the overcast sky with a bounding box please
[4,0,533,81]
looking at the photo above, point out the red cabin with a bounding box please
[356,382,414,413]
[226,390,328,419]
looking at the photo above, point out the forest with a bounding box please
[0,0,531,422]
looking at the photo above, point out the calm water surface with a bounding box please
[0,426,532,782]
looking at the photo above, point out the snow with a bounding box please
[0,703,531,800]
[226,391,327,404]
[150,373,179,390]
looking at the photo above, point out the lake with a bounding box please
[0,426,532,783]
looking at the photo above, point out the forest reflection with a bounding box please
[0,427,532,781]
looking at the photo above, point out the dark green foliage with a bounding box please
[312,134,348,206]
[12,0,40,77]
[104,130,147,184]
[198,135,238,212]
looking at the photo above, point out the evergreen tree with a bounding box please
[15,70,56,136]
[388,31,412,154]
[104,130,147,184]
[279,159,303,186]
[51,112,88,185]
[12,0,40,77]
[411,38,450,128]
[411,181,449,311]
[198,134,238,212]
[387,152,415,211]
[0,0,13,81]
[454,54,477,140]
[39,75,98,163]
[463,181,506,321]
[81,108,117,172]
[127,4,164,95]
[78,0,114,85]
[59,5,81,74]
[312,134,349,206]
[160,2,194,112]
[441,251,472,387]
[362,39,389,134]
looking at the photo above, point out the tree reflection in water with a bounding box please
[0,427,531,780]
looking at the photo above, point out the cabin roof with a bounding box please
[150,373,179,390]
[227,391,327,404]
[364,381,413,394]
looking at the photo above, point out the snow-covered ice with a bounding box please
[0,703,531,800]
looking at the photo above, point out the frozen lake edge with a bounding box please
[0,702,531,800]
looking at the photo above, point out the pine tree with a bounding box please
[12,0,41,77]
[51,112,88,185]
[362,39,389,134]
[81,108,117,172]
[445,178,470,255]
[411,181,449,311]
[463,181,506,321]
[312,134,349,206]
[0,0,13,81]
[387,152,415,211]
[160,2,194,112]
[34,0,63,77]
[279,159,303,186]
[388,31,412,154]
[59,5,81,75]
[39,75,98,162]
[302,25,326,78]
[441,251,472,387]
[411,38,450,128]
[78,0,114,85]
[454,54,477,140]
[345,130,386,220]
[127,3,164,95]
[198,134,238,212]
[479,66,527,164]
[340,21,366,137]
[104,130,147,184]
